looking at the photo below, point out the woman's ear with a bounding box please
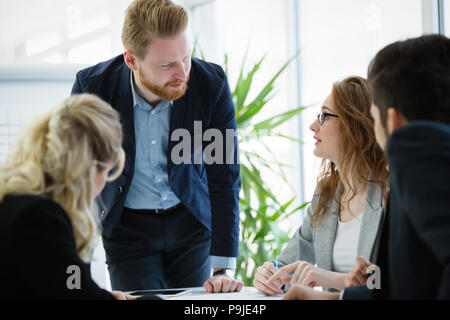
[386,107,407,134]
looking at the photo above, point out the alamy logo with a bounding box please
[66,265,81,290]
[366,265,381,289]
[171,121,239,165]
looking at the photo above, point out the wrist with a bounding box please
[326,292,341,300]
[333,272,347,290]
[319,270,344,290]
[212,268,235,278]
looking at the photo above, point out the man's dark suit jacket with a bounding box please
[0,194,114,300]
[344,121,450,299]
[71,55,241,258]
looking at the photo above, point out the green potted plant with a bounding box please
[194,44,309,285]
[226,50,309,285]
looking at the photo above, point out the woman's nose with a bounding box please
[310,119,319,132]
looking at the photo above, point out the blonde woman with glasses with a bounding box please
[0,94,133,299]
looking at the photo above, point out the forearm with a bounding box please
[208,188,240,257]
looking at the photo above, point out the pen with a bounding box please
[272,260,285,293]
[273,260,279,270]
[273,260,280,270]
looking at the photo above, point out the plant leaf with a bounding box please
[254,106,306,130]
[238,54,298,123]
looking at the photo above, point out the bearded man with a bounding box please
[72,0,242,293]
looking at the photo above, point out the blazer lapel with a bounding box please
[315,191,341,271]
[169,94,189,142]
[115,65,135,175]
[167,74,190,174]
[357,182,385,261]
[167,90,189,173]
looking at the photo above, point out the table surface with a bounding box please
[168,286,282,300]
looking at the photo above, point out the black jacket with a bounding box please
[0,194,114,300]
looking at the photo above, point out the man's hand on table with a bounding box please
[203,269,244,293]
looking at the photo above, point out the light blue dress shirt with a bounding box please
[125,72,235,270]
[124,72,181,210]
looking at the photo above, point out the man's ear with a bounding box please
[386,107,406,134]
[123,50,138,71]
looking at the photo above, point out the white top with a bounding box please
[332,213,363,273]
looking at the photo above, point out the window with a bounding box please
[0,0,131,63]
[296,0,423,202]
[190,0,301,233]
[190,0,427,226]
[444,0,450,36]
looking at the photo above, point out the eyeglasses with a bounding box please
[317,111,339,126]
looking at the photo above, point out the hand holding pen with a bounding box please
[253,261,284,296]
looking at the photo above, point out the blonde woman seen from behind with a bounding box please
[0,94,133,299]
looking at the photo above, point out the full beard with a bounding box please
[138,68,189,101]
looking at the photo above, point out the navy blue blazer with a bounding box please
[344,121,450,299]
[71,55,241,258]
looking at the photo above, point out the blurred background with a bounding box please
[0,0,448,288]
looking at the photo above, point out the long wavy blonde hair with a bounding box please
[0,94,125,262]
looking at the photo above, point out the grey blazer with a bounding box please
[277,181,386,272]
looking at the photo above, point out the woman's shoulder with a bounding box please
[1,194,71,226]
[3,193,63,209]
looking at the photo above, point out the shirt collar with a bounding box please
[130,70,172,111]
